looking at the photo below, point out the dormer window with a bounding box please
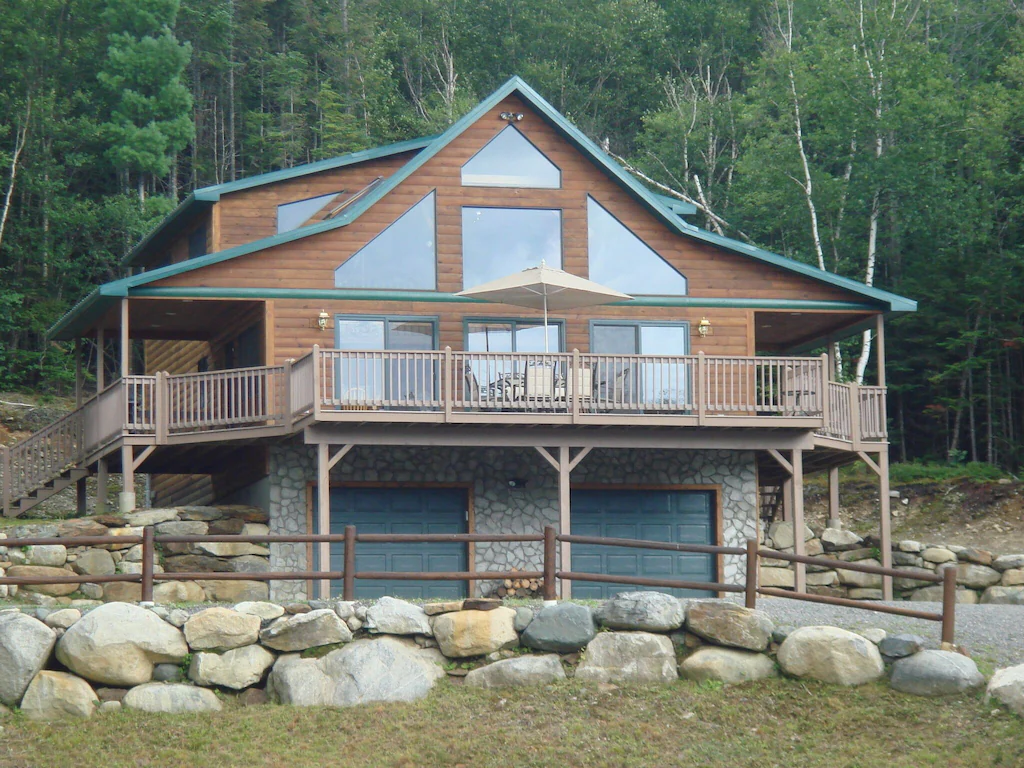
[334,192,436,290]
[587,197,688,295]
[277,192,341,233]
[461,126,561,188]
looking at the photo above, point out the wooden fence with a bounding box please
[0,526,957,644]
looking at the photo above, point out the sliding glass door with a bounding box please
[591,322,690,410]
[335,317,437,405]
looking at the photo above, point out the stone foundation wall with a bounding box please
[268,444,758,600]
[759,522,1024,605]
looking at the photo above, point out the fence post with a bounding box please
[141,526,155,603]
[745,539,758,609]
[343,525,356,601]
[940,564,957,646]
[1,446,10,518]
[543,525,557,601]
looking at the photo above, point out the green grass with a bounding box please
[2,679,1021,767]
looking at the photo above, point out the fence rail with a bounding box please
[0,525,955,644]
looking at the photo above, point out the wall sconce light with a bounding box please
[499,111,524,122]
[697,317,713,338]
[316,310,330,332]
[507,478,527,489]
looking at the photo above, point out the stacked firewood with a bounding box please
[494,568,544,598]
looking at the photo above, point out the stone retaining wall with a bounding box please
[269,444,758,601]
[2,593,1020,722]
[759,522,1024,605]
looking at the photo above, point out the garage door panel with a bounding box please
[571,489,715,598]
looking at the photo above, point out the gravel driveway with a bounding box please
[748,598,1024,668]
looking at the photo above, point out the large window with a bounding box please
[466,319,562,354]
[277,192,340,233]
[465,319,564,404]
[461,126,561,188]
[462,207,561,289]
[587,197,688,295]
[591,321,690,409]
[334,316,437,404]
[335,192,436,290]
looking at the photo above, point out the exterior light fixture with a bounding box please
[499,111,524,122]
[697,317,713,338]
[317,309,330,332]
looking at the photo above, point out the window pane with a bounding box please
[462,208,561,289]
[592,324,637,354]
[462,126,560,188]
[388,321,434,350]
[335,192,436,290]
[588,197,688,295]
[336,319,385,350]
[467,322,513,352]
[277,192,340,233]
[515,322,560,353]
[335,320,385,400]
[640,325,688,355]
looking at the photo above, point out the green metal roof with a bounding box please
[121,135,437,267]
[51,76,915,341]
[652,193,698,216]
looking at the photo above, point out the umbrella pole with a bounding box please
[543,292,549,353]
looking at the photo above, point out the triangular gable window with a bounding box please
[277,192,340,233]
[461,126,561,188]
[334,192,436,290]
[587,197,687,295]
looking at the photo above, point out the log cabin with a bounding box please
[2,77,915,601]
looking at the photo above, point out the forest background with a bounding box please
[1,0,1023,469]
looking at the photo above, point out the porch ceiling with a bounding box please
[754,310,875,353]
[89,298,264,341]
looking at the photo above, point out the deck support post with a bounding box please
[96,328,104,391]
[120,444,135,513]
[558,445,571,599]
[781,478,793,522]
[96,458,108,515]
[827,466,841,529]
[317,443,331,600]
[76,477,88,516]
[878,448,893,599]
[792,448,806,593]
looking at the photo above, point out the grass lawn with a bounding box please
[1,678,1021,768]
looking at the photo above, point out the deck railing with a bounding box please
[0,525,955,644]
[288,352,316,420]
[1,407,84,502]
[165,365,287,432]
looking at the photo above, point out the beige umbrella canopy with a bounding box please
[456,262,632,351]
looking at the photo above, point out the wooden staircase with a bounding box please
[9,466,89,517]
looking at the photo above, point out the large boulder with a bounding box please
[986,664,1024,716]
[575,632,677,684]
[234,601,285,621]
[679,647,777,685]
[71,549,115,577]
[6,565,77,596]
[189,645,275,690]
[465,655,566,689]
[56,602,189,686]
[432,608,518,658]
[521,603,596,652]
[196,579,269,602]
[956,563,1001,589]
[878,634,925,660]
[259,609,352,652]
[195,541,271,558]
[686,602,772,652]
[125,509,180,526]
[153,581,206,604]
[19,671,97,720]
[992,554,1024,572]
[123,683,223,714]
[836,560,883,589]
[980,586,1024,605]
[267,637,444,707]
[21,545,67,567]
[594,592,685,632]
[910,586,978,604]
[777,626,885,685]
[364,597,432,636]
[820,529,863,551]
[890,650,984,697]
[184,608,261,651]
[0,611,57,706]
[766,521,814,550]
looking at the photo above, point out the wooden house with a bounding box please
[2,77,914,601]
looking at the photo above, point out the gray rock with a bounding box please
[836,560,883,588]
[227,556,271,573]
[22,545,68,567]
[898,540,924,553]
[986,664,1024,716]
[778,626,885,685]
[465,654,566,689]
[679,647,777,685]
[595,592,685,632]
[20,671,97,720]
[513,606,534,633]
[890,650,984,696]
[166,609,190,628]
[893,552,925,567]
[124,509,180,526]
[521,603,596,653]
[267,637,444,707]
[575,632,677,684]
[956,563,1002,589]
[99,700,121,714]
[772,625,795,644]
[184,607,261,651]
[686,601,773,652]
[893,567,935,591]
[234,601,285,621]
[980,586,1024,605]
[820,529,862,551]
[364,597,432,636]
[154,521,209,536]
[0,612,57,706]
[992,554,1024,572]
[857,628,887,645]
[189,645,275,690]
[152,664,182,683]
[44,609,81,630]
[259,609,352,651]
[123,683,223,714]
[878,634,925,659]
[56,602,189,686]
[922,548,956,564]
[910,586,979,604]
[767,521,814,550]
[70,549,115,577]
[333,601,356,620]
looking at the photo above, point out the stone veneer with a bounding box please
[269,443,758,601]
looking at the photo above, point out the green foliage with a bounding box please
[888,461,1010,486]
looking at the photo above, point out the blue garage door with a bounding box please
[571,489,715,599]
[327,487,468,599]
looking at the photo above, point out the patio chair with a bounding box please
[525,365,556,403]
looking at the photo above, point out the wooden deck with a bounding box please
[1,348,886,516]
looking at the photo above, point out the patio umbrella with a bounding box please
[455,262,632,351]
